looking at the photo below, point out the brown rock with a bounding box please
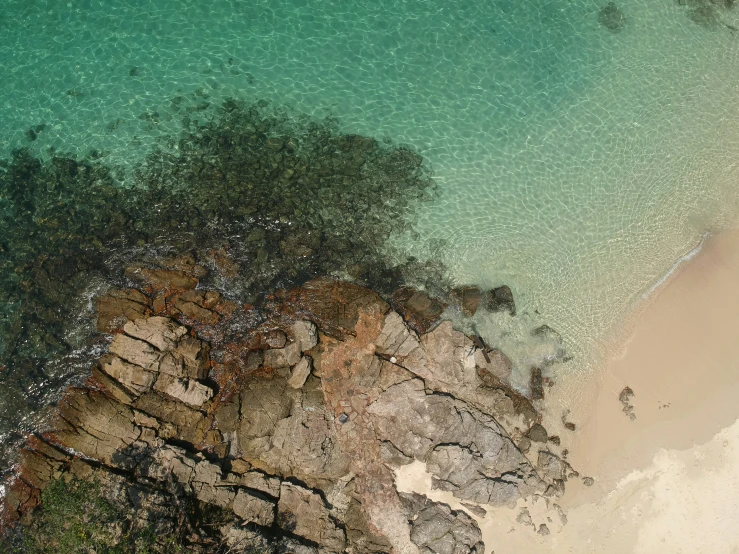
[97,289,151,332]
[392,287,446,334]
[289,320,318,352]
[273,278,389,340]
[133,393,209,444]
[152,294,167,313]
[177,300,220,325]
[154,374,213,407]
[232,471,281,497]
[173,335,210,379]
[109,334,161,370]
[487,285,516,315]
[527,424,548,443]
[233,489,275,526]
[161,252,208,278]
[287,357,312,389]
[530,367,544,400]
[100,354,157,395]
[263,342,301,368]
[277,483,346,551]
[451,286,482,316]
[124,265,198,291]
[123,317,188,351]
[88,365,136,405]
[47,389,141,466]
[264,329,287,349]
[237,376,346,482]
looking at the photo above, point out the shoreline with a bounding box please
[564,225,739,486]
[396,225,739,553]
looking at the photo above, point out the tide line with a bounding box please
[640,232,710,300]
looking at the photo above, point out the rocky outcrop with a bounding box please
[1,272,573,552]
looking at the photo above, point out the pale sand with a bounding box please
[395,227,739,553]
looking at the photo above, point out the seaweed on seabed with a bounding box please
[0,98,446,472]
[677,0,737,30]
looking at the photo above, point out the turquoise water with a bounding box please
[2,0,739,381]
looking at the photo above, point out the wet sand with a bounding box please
[395,226,739,553]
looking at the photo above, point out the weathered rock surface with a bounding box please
[278,482,346,551]
[402,493,484,554]
[97,289,151,332]
[2,275,573,552]
[367,379,541,506]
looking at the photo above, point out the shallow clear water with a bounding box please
[2,0,739,382]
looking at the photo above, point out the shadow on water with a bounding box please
[0,98,448,473]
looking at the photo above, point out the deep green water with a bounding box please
[2,0,739,439]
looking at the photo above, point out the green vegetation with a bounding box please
[13,477,169,554]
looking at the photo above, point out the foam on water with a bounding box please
[2,0,739,381]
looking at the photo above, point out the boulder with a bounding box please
[527,424,548,443]
[537,451,568,482]
[263,342,301,368]
[450,286,482,317]
[289,320,318,352]
[288,356,312,389]
[392,287,446,334]
[486,286,515,315]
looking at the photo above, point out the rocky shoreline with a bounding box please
[0,256,577,553]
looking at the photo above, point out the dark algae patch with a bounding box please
[676,0,738,30]
[0,98,442,472]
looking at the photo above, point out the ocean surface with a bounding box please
[2,0,739,388]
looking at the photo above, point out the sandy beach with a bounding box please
[396,226,739,553]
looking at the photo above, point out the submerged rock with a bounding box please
[451,286,482,316]
[486,285,516,315]
[598,2,626,33]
